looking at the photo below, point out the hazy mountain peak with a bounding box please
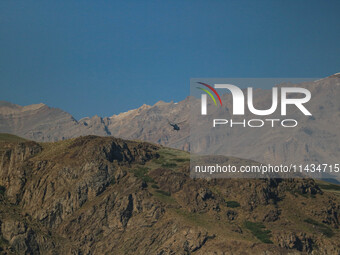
[154,100,172,106]
[22,103,46,111]
[0,101,19,107]
[0,101,46,115]
[110,103,151,120]
[91,114,102,120]
[329,72,340,78]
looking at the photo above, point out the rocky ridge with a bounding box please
[0,135,339,254]
[0,74,339,167]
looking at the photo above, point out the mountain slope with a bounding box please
[0,74,339,167]
[0,101,110,142]
[0,135,339,254]
[0,99,190,147]
[189,76,340,171]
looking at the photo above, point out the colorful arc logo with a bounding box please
[196,82,222,106]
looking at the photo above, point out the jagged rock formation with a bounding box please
[0,100,190,150]
[0,135,339,254]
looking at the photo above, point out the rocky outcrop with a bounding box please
[0,136,339,254]
[1,220,40,254]
[273,231,314,252]
[0,141,42,203]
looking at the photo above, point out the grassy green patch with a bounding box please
[304,218,334,237]
[174,209,208,228]
[151,184,159,189]
[158,148,185,157]
[155,189,171,196]
[161,162,177,168]
[244,221,272,243]
[318,183,340,191]
[132,167,155,183]
[153,190,176,204]
[0,133,27,143]
[153,156,166,165]
[226,201,240,208]
[152,148,189,169]
[173,158,190,162]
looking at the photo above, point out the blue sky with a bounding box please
[1,1,339,119]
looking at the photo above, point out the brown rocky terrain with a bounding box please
[0,134,339,254]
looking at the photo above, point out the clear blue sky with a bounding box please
[1,1,339,119]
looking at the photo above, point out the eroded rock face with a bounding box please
[14,136,159,230]
[273,231,314,252]
[0,141,42,203]
[0,136,339,254]
[1,220,40,254]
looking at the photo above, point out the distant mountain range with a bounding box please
[0,99,190,149]
[0,74,339,167]
[189,75,340,171]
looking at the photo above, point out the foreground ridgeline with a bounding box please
[0,134,339,254]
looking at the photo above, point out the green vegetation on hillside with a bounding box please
[226,201,240,208]
[244,221,272,244]
[161,162,177,168]
[304,218,334,237]
[151,184,159,189]
[0,133,27,143]
[132,167,155,183]
[151,148,190,171]
[318,183,340,191]
[153,189,176,204]
[155,189,170,196]
[173,158,189,162]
